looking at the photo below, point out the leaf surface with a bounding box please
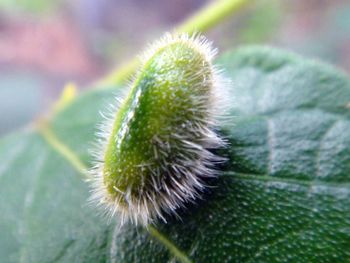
[1,47,350,262]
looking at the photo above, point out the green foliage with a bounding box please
[0,0,59,15]
[238,0,282,43]
[1,47,350,262]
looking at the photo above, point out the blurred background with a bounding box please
[1,0,350,136]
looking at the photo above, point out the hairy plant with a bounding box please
[90,33,229,226]
[1,1,350,262]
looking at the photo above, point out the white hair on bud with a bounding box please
[88,32,231,227]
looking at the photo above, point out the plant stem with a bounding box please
[100,0,251,86]
[176,0,250,34]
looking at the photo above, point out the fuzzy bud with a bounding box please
[90,33,229,226]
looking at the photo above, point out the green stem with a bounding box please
[176,0,250,34]
[100,0,251,86]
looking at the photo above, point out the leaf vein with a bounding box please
[148,226,193,263]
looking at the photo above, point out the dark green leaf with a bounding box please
[1,47,350,262]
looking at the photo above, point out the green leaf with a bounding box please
[1,46,350,262]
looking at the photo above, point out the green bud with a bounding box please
[90,33,228,226]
